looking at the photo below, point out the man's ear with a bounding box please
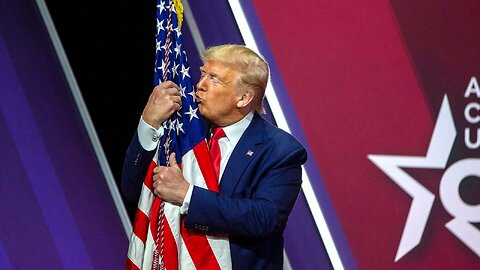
[236,90,254,108]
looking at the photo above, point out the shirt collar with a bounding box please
[221,112,254,147]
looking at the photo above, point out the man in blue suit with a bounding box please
[122,44,307,269]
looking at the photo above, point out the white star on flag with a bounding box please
[188,87,196,102]
[180,86,187,98]
[161,42,168,52]
[176,119,184,135]
[157,0,166,13]
[185,105,199,122]
[180,64,190,79]
[157,61,167,75]
[156,19,165,35]
[171,62,179,78]
[174,26,182,37]
[174,43,181,57]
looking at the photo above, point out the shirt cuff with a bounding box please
[179,184,194,215]
[137,116,164,151]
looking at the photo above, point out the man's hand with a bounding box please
[142,81,181,129]
[152,153,189,206]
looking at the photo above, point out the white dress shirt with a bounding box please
[136,112,254,214]
[137,116,164,151]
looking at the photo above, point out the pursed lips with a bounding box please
[195,94,203,104]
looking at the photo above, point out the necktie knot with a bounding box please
[211,128,226,141]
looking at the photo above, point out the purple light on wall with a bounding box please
[0,0,128,268]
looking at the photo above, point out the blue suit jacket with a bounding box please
[122,113,307,270]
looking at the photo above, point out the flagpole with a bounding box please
[152,2,175,270]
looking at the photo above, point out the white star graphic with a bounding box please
[172,62,179,78]
[156,40,161,52]
[180,64,190,79]
[168,119,176,133]
[157,1,166,14]
[176,120,184,135]
[185,105,199,122]
[174,26,182,38]
[156,19,165,35]
[157,60,167,75]
[174,43,182,57]
[368,95,456,262]
[179,86,187,98]
[161,42,168,52]
[188,87,196,102]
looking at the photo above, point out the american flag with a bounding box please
[126,0,231,269]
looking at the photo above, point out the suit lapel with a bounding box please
[219,113,264,196]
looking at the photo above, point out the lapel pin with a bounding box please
[246,150,254,156]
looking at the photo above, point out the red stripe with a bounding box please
[125,258,140,270]
[144,160,157,191]
[132,208,149,244]
[180,217,221,270]
[150,197,179,270]
[177,141,222,269]
[131,160,156,244]
[193,141,219,192]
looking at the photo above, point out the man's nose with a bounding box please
[196,77,206,92]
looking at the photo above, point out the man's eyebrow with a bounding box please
[199,68,220,79]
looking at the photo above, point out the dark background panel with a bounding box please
[45,0,163,217]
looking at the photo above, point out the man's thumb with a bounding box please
[169,152,180,168]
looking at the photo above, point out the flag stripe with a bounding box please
[143,160,157,191]
[138,183,155,218]
[149,198,179,270]
[127,234,145,269]
[125,254,141,270]
[206,235,232,269]
[142,223,155,269]
[133,208,149,244]
[180,149,230,269]
[193,141,219,192]
[180,217,221,270]
[177,233,196,269]
[163,202,182,270]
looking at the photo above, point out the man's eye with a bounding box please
[212,77,220,84]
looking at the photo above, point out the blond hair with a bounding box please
[202,44,269,114]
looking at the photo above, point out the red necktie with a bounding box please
[208,128,226,180]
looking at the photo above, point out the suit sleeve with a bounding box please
[121,132,156,203]
[184,144,307,238]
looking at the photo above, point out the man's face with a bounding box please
[196,60,241,126]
